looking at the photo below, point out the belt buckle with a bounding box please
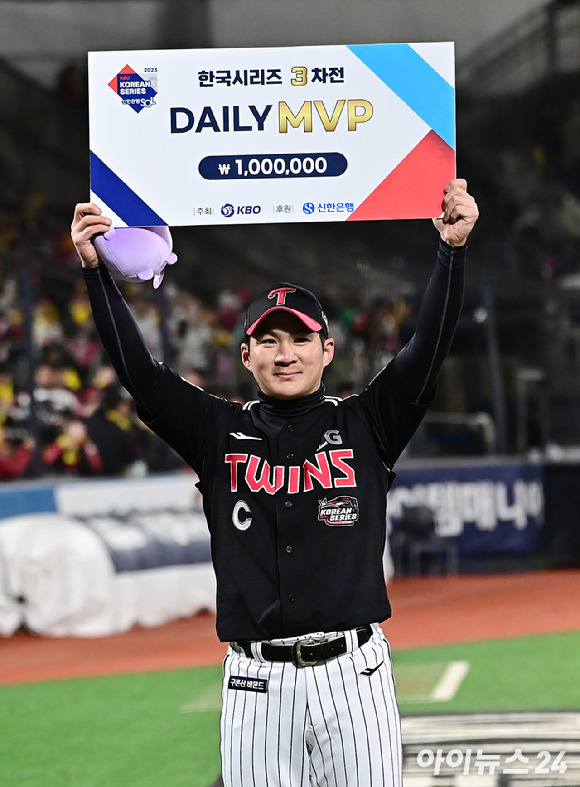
[292,638,319,667]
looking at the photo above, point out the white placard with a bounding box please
[88,43,455,227]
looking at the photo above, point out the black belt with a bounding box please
[236,625,373,668]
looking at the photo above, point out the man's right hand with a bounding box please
[71,203,112,268]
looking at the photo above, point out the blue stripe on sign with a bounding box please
[347,43,455,149]
[0,485,56,520]
[90,151,167,227]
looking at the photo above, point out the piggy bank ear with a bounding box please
[93,226,177,286]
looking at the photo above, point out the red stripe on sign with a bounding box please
[347,130,455,221]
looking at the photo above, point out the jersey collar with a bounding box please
[258,384,326,418]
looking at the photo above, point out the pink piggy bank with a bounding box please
[93,225,178,288]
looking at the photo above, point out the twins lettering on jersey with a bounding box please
[226,434,359,531]
[226,449,356,494]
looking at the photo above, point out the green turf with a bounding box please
[1,631,579,786]
[393,630,580,715]
[0,665,223,787]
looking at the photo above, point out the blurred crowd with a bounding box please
[0,194,413,481]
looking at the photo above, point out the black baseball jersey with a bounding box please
[83,239,466,642]
[137,365,424,640]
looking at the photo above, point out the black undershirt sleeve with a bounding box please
[82,263,169,421]
[392,238,466,405]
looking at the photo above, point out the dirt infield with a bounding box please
[1,570,579,686]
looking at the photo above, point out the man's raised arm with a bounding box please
[71,203,166,420]
[393,179,479,404]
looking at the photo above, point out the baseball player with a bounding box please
[71,178,478,787]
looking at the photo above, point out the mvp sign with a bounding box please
[88,43,456,227]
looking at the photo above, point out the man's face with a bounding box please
[241,311,334,399]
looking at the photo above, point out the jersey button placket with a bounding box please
[278,422,299,622]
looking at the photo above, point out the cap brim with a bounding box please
[246,307,323,336]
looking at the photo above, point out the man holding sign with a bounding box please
[71,177,478,786]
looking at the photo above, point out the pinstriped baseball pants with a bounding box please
[220,623,402,786]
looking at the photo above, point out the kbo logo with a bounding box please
[221,203,261,218]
